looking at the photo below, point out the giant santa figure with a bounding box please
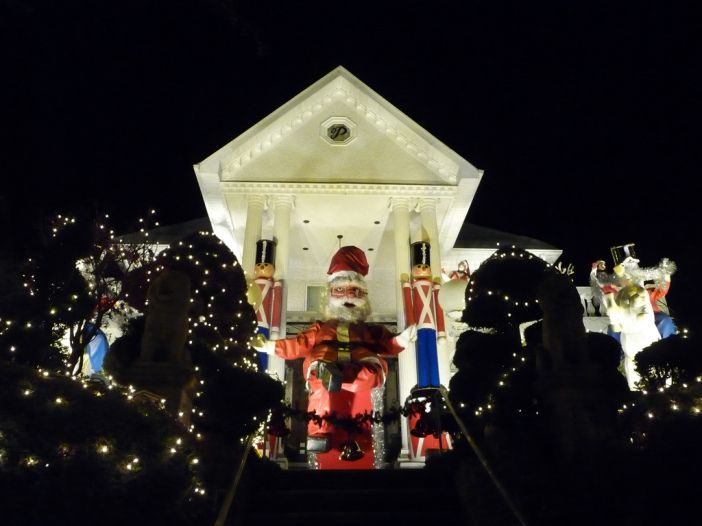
[256,246,416,468]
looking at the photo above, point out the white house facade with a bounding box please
[194,66,562,463]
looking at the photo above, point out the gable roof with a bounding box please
[195,66,481,186]
[457,223,559,251]
[194,66,483,263]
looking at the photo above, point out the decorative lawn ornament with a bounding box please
[338,439,364,461]
[254,246,416,469]
[252,239,283,371]
[610,244,678,338]
[609,284,661,390]
[601,244,680,387]
[589,259,616,316]
[402,241,446,388]
[80,323,109,375]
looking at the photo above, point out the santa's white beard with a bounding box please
[322,295,371,323]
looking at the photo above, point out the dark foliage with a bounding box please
[585,331,623,370]
[188,342,283,444]
[452,329,521,371]
[445,259,701,525]
[450,330,527,414]
[636,335,700,389]
[104,315,145,371]
[449,330,539,443]
[462,247,557,331]
[0,362,211,526]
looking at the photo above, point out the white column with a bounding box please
[419,198,451,386]
[241,195,266,278]
[272,195,294,283]
[391,197,411,330]
[269,195,294,382]
[391,197,414,457]
[418,198,441,279]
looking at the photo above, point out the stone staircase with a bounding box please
[235,465,467,525]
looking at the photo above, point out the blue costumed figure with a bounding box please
[82,322,109,374]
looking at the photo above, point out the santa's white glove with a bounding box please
[437,335,449,354]
[395,325,417,348]
[251,334,276,355]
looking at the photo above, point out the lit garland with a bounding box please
[262,399,438,437]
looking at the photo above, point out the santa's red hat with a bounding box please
[327,246,369,281]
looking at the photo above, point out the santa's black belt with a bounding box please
[319,340,379,363]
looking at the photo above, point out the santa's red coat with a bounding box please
[274,320,405,434]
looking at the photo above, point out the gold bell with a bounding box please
[339,440,364,461]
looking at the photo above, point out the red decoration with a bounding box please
[327,246,369,277]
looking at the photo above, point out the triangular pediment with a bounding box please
[196,66,480,186]
[194,67,485,274]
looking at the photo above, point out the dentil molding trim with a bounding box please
[221,182,458,198]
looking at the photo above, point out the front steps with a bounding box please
[237,465,467,525]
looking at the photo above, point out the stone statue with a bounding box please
[140,269,192,366]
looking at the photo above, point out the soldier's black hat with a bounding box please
[610,243,638,266]
[411,241,431,266]
[255,239,276,265]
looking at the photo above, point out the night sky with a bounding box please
[2,1,699,330]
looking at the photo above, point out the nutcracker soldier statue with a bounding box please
[253,239,283,371]
[402,241,446,388]
[402,241,452,459]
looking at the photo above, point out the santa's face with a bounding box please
[324,278,371,322]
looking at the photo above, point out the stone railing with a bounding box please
[576,286,610,334]
[576,286,598,316]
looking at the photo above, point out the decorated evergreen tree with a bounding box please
[105,230,283,495]
[462,246,556,334]
[1,220,283,524]
[622,334,702,450]
[450,247,556,436]
[0,362,212,525]
[445,249,642,525]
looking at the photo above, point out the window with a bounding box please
[306,285,325,313]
